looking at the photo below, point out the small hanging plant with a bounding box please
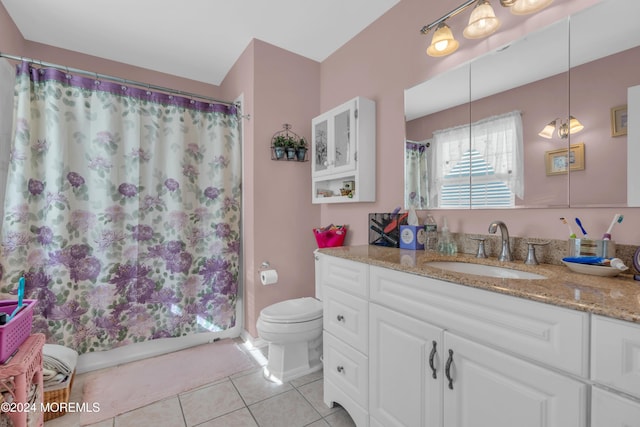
[270,124,307,161]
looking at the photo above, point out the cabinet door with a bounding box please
[370,303,443,427]
[331,103,355,173]
[591,315,640,400]
[312,116,329,175]
[311,100,356,177]
[443,333,587,427]
[592,387,640,427]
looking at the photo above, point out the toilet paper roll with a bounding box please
[260,269,278,285]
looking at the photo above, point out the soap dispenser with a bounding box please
[437,217,457,255]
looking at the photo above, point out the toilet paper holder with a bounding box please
[259,261,271,270]
[259,261,278,285]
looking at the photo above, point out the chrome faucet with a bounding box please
[488,221,512,262]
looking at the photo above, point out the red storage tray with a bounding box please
[0,299,37,363]
[313,227,347,248]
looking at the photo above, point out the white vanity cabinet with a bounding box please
[311,96,375,204]
[369,308,587,427]
[369,266,588,427]
[590,315,640,426]
[318,253,640,427]
[318,253,370,427]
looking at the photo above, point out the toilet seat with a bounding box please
[260,297,323,324]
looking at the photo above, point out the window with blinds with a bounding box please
[440,149,514,207]
[432,111,522,208]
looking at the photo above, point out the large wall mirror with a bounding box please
[405,0,639,209]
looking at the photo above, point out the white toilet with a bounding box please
[256,296,323,383]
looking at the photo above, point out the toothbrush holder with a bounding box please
[568,238,616,258]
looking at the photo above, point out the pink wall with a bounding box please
[0,2,23,54]
[569,47,636,206]
[319,0,640,246]
[222,40,321,337]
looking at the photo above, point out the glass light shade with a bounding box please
[464,1,501,39]
[569,116,584,134]
[511,0,553,15]
[499,0,517,6]
[538,121,556,139]
[427,23,460,57]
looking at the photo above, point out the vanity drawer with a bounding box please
[323,285,368,354]
[370,266,589,377]
[591,315,640,400]
[319,255,368,298]
[323,331,368,410]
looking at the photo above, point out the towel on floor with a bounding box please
[43,344,78,388]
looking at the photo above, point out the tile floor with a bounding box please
[44,342,356,427]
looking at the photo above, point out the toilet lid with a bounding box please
[260,297,323,323]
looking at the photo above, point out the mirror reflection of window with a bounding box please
[422,111,523,209]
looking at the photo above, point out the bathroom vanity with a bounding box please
[316,245,640,427]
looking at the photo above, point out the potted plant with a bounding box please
[284,135,297,160]
[295,137,307,161]
[272,135,286,160]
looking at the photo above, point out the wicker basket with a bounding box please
[43,371,75,421]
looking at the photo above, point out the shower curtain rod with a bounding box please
[0,52,239,109]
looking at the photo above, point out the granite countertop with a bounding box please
[318,245,640,324]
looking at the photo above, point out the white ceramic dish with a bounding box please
[562,260,627,277]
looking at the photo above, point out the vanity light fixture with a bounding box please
[463,0,501,39]
[538,116,584,139]
[510,0,554,15]
[427,22,460,56]
[421,0,553,57]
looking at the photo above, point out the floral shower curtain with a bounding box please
[0,62,241,353]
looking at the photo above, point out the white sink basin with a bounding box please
[425,261,547,280]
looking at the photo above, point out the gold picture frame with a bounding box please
[545,143,585,176]
[610,105,628,137]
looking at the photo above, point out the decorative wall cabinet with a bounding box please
[311,96,375,203]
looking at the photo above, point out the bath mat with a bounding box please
[80,339,257,425]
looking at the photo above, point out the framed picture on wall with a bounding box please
[610,105,628,137]
[545,143,585,176]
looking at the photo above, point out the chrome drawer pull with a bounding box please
[337,314,345,322]
[337,365,345,373]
